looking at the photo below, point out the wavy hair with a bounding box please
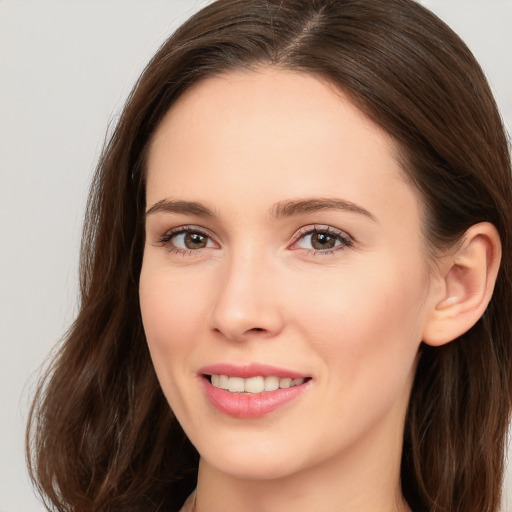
[27,1,512,511]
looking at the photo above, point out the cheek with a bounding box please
[139,264,207,377]
[140,258,208,331]
[292,255,428,381]
[304,267,427,445]
[139,262,216,424]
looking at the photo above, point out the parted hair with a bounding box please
[27,1,512,511]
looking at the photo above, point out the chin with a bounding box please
[196,434,306,481]
[206,456,300,482]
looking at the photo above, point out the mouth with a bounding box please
[206,374,309,394]
[199,364,313,418]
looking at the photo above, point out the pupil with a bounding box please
[312,232,335,250]
[185,232,207,249]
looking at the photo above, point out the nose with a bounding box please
[208,251,284,341]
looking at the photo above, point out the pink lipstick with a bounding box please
[199,363,312,418]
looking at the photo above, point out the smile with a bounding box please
[199,364,313,418]
[210,375,306,394]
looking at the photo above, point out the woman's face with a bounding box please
[140,69,437,482]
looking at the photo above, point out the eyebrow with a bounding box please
[145,197,376,222]
[145,199,215,217]
[270,197,377,222]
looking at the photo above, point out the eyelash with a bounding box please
[156,226,215,257]
[156,224,354,257]
[290,225,354,256]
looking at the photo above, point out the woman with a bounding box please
[27,1,512,511]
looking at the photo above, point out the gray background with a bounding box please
[1,1,511,511]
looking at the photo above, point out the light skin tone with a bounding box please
[139,68,501,512]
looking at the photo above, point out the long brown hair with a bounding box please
[27,1,512,511]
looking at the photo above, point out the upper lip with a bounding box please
[199,363,310,379]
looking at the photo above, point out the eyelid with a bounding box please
[156,225,219,252]
[154,223,353,256]
[289,224,354,252]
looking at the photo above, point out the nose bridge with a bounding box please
[209,244,282,340]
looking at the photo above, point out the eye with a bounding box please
[172,231,212,250]
[157,226,217,253]
[291,225,353,253]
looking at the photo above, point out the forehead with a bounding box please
[145,68,420,229]
[149,68,396,163]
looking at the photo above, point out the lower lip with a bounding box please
[202,378,312,418]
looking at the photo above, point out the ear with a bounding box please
[422,222,501,347]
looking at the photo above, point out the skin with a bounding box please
[139,68,443,512]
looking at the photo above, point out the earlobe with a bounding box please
[422,222,501,347]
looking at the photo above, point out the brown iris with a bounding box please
[184,232,208,249]
[311,232,336,250]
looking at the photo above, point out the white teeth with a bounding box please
[264,376,279,391]
[218,375,229,390]
[210,375,306,393]
[279,377,292,389]
[245,376,265,393]
[228,377,245,393]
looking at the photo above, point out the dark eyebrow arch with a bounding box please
[271,197,377,222]
[145,199,215,217]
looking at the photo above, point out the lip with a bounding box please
[199,363,309,379]
[199,363,312,418]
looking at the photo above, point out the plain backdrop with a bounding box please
[1,1,511,511]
